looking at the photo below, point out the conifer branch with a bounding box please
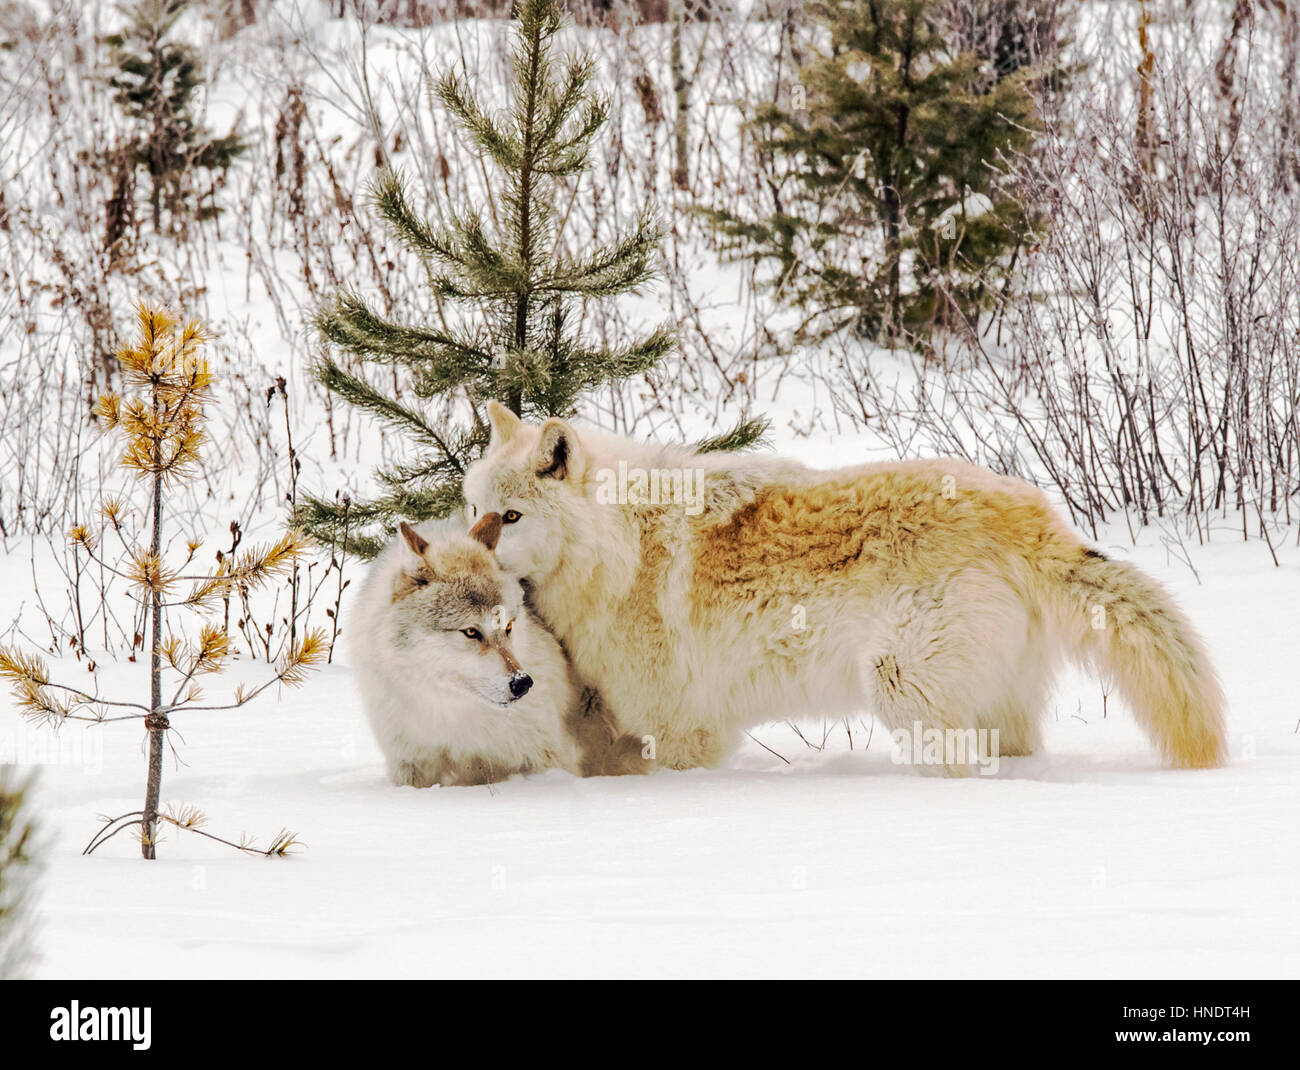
[693,415,772,454]
[303,0,737,554]
[314,292,491,371]
[432,70,520,171]
[313,359,468,470]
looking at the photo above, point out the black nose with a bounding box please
[509,673,533,699]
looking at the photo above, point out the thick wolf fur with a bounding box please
[463,402,1228,774]
[348,515,642,786]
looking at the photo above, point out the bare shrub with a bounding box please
[839,2,1299,553]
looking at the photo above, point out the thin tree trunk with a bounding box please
[511,21,544,417]
[1136,0,1156,173]
[884,14,916,346]
[1280,6,1300,192]
[150,36,165,234]
[883,186,902,342]
[670,3,689,191]
[1216,0,1251,147]
[142,431,165,859]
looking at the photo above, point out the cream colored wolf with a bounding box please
[348,513,639,786]
[463,401,1228,773]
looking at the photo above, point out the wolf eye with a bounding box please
[505,620,513,636]
[470,504,478,518]
[461,628,482,641]
[502,509,522,524]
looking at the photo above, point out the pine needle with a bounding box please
[0,648,49,688]
[277,629,329,687]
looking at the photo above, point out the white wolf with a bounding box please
[463,401,1228,774]
[348,513,639,786]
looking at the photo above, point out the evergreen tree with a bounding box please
[106,0,245,235]
[0,306,321,861]
[707,0,1043,345]
[0,770,37,978]
[301,0,763,557]
[938,0,1066,81]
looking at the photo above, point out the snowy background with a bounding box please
[12,469,1300,980]
[2,0,1298,978]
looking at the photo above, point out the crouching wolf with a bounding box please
[348,513,642,786]
[463,401,1228,774]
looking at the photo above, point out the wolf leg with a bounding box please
[977,698,1042,758]
[389,750,448,788]
[391,759,435,788]
[865,650,986,776]
[649,724,729,770]
[567,686,656,776]
[975,630,1053,758]
[863,572,1030,776]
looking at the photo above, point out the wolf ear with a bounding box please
[468,511,502,552]
[486,400,522,446]
[398,521,429,558]
[534,418,583,482]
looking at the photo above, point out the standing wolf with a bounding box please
[348,513,639,786]
[463,401,1227,773]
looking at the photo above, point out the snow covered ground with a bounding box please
[3,0,1297,981]
[6,475,1298,980]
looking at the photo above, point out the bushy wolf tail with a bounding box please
[1038,547,1227,767]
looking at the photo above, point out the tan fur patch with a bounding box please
[399,520,430,556]
[692,464,1063,600]
[391,562,437,602]
[493,641,522,675]
[469,511,502,551]
[565,686,652,777]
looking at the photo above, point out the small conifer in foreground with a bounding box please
[0,305,324,860]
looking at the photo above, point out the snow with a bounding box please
[930,191,996,232]
[2,1,1298,980]
[6,477,1298,980]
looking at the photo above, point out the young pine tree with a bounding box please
[0,306,323,860]
[0,770,38,979]
[106,0,245,236]
[708,0,1042,345]
[302,0,762,556]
